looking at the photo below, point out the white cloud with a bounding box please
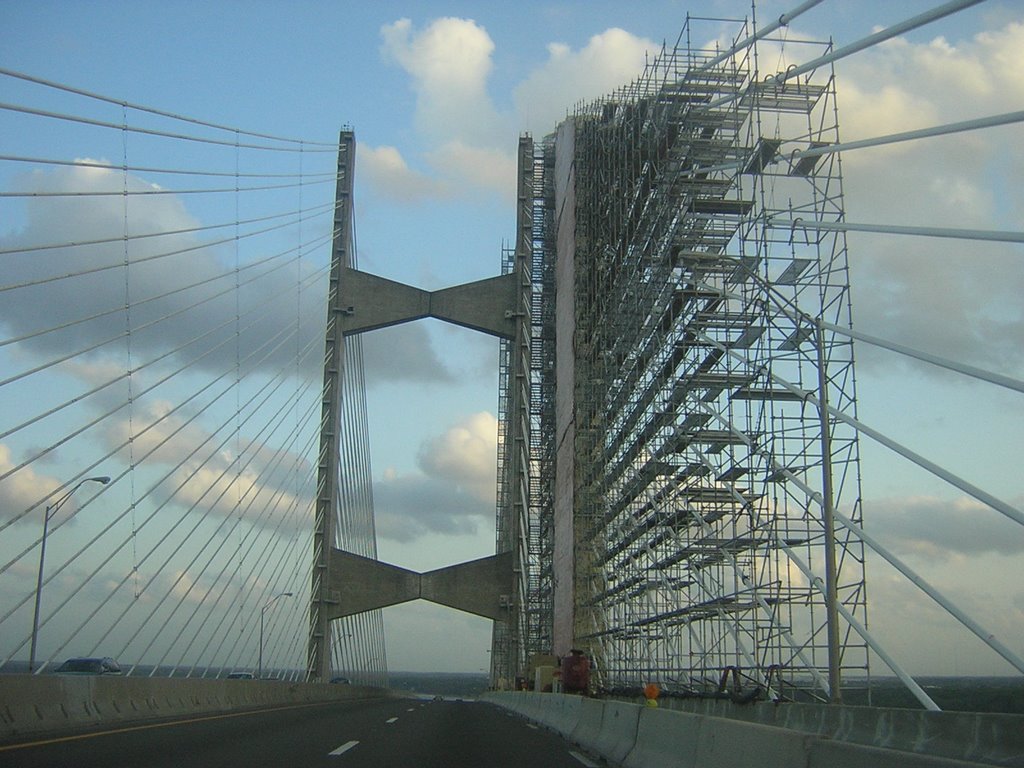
[1,161,297,370]
[94,398,315,532]
[380,17,503,147]
[376,17,523,202]
[102,400,212,468]
[378,19,658,200]
[514,28,657,136]
[826,23,1024,375]
[169,463,309,531]
[0,160,457,387]
[360,140,517,203]
[0,443,64,524]
[841,25,1024,126]
[358,143,449,202]
[417,411,497,501]
[374,412,497,543]
[836,82,940,148]
[167,567,209,605]
[425,141,517,199]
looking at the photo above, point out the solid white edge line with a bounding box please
[569,751,599,768]
[328,740,359,756]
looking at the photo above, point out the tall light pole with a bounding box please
[30,476,111,673]
[259,592,292,680]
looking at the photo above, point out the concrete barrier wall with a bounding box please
[590,700,642,765]
[0,674,388,742]
[622,706,701,768]
[482,689,583,738]
[485,692,1017,767]
[568,697,605,755]
[538,689,582,737]
[660,697,1024,767]
[688,713,815,768]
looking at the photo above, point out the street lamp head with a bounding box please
[88,476,111,485]
[262,591,294,611]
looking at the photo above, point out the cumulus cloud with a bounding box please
[866,494,1024,560]
[425,141,517,198]
[102,399,213,468]
[358,143,450,202]
[825,24,1024,375]
[374,471,489,542]
[839,28,1024,138]
[360,326,457,384]
[374,412,497,542]
[159,567,283,613]
[376,18,657,200]
[2,161,234,356]
[169,463,308,531]
[381,17,504,147]
[719,24,1024,376]
[0,160,456,386]
[378,17,519,198]
[93,399,315,532]
[167,567,215,605]
[514,28,658,135]
[417,411,497,500]
[0,443,64,524]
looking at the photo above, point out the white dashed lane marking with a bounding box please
[386,717,399,724]
[328,740,358,756]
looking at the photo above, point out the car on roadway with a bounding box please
[55,657,122,675]
[226,671,255,679]
[329,676,350,684]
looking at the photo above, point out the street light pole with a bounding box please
[259,592,293,680]
[29,476,110,673]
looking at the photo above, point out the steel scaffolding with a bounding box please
[492,137,537,689]
[528,15,867,701]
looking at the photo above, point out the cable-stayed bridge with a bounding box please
[1,2,1023,764]
[0,76,387,685]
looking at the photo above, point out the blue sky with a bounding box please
[2,1,1023,676]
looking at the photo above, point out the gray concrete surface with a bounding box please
[324,549,513,621]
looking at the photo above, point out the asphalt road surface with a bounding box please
[0,697,605,767]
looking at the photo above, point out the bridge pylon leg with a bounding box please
[307,130,355,683]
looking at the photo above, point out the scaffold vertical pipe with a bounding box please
[492,136,534,688]
[815,320,842,703]
[308,130,355,682]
